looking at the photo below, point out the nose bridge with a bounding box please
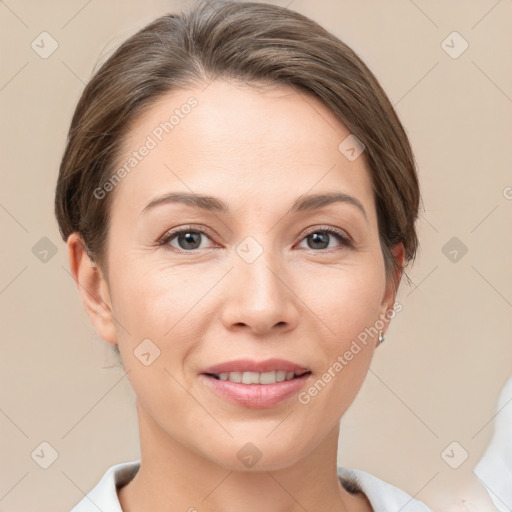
[241,247,281,299]
[221,234,299,333]
[236,237,285,305]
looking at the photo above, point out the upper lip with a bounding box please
[201,358,310,375]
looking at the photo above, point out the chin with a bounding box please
[201,436,311,473]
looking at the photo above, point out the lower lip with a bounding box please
[200,373,311,408]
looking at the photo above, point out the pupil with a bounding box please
[309,232,328,249]
[179,232,201,250]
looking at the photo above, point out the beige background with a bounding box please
[1,1,511,511]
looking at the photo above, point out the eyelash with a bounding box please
[158,224,353,253]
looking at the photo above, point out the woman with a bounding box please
[55,1,430,510]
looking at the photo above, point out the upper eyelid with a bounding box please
[301,224,350,239]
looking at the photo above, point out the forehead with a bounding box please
[111,79,375,218]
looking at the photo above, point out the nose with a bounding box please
[219,250,300,336]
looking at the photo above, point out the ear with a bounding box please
[66,232,118,346]
[378,242,405,334]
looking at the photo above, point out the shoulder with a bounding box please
[473,375,512,512]
[69,460,140,512]
[338,466,433,511]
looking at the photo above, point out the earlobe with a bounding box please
[66,233,118,346]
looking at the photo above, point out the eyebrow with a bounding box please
[140,191,368,222]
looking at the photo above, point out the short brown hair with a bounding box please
[55,0,420,294]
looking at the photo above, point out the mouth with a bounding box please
[199,358,312,408]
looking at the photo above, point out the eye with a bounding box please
[297,227,353,251]
[159,225,216,252]
[158,225,353,253]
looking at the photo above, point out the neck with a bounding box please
[117,401,370,512]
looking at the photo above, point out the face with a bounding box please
[75,79,402,471]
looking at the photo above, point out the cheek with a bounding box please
[109,259,209,337]
[296,272,381,418]
[297,259,385,340]
[294,261,384,398]
[108,258,225,382]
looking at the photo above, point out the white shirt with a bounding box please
[474,375,512,512]
[70,460,432,511]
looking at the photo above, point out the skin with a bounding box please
[68,79,404,512]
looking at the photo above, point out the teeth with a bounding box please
[242,371,260,384]
[215,370,304,384]
[260,371,277,384]
[227,371,242,382]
